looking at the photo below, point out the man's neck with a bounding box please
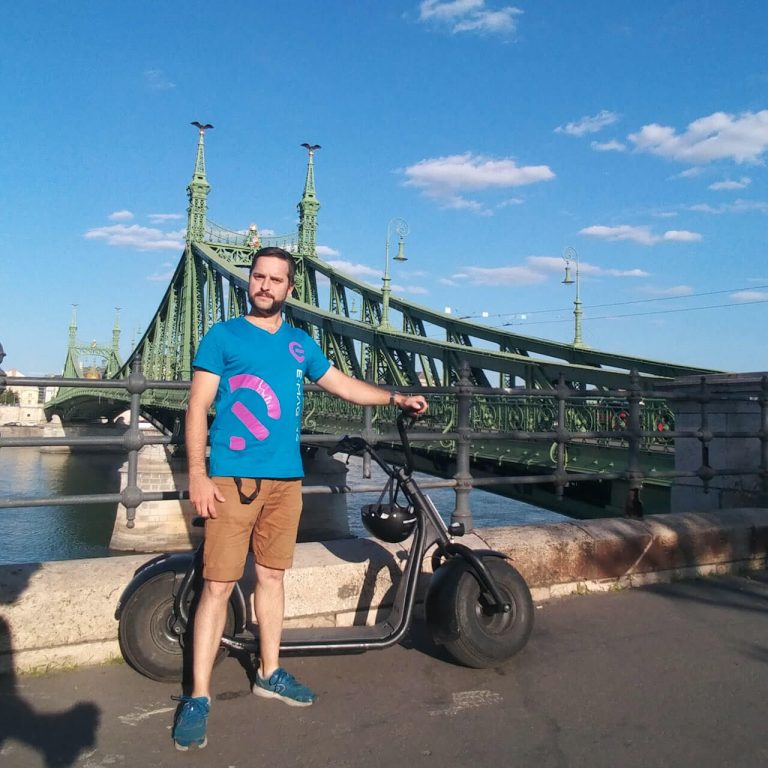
[245,309,283,333]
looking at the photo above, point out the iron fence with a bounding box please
[1,363,766,532]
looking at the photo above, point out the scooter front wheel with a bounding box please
[118,571,234,683]
[430,557,534,668]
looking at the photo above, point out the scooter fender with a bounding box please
[425,550,508,644]
[113,552,247,635]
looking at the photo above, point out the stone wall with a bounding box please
[2,509,767,676]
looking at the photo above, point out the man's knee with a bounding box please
[254,564,285,588]
[202,579,236,600]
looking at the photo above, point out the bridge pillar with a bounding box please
[660,373,768,512]
[110,442,351,553]
[39,415,68,453]
[110,442,198,552]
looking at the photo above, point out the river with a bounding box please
[0,446,566,565]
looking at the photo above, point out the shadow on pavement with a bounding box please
[0,562,100,766]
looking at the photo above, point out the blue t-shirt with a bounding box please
[192,317,331,478]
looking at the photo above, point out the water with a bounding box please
[0,447,567,565]
[342,456,566,537]
[0,447,122,565]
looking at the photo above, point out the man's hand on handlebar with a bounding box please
[396,394,428,415]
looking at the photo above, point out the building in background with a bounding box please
[0,369,59,425]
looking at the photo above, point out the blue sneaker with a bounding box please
[172,695,209,751]
[252,667,317,707]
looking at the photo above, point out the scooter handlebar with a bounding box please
[330,414,416,475]
[397,412,416,474]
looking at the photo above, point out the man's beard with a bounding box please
[249,293,284,317]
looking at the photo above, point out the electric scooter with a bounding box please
[115,415,534,682]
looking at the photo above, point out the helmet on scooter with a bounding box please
[360,502,417,543]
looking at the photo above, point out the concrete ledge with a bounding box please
[2,509,767,675]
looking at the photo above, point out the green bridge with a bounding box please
[46,125,720,519]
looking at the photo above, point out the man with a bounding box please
[173,246,427,750]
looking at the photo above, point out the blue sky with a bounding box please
[2,0,767,376]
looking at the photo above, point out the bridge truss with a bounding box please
[49,124,719,425]
[124,237,718,393]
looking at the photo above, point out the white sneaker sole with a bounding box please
[174,736,207,751]
[252,684,315,707]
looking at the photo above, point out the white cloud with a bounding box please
[662,230,702,242]
[591,139,626,152]
[580,224,702,245]
[555,110,619,137]
[628,110,768,164]
[604,267,652,277]
[325,259,380,278]
[638,285,694,297]
[392,283,429,295]
[496,197,525,208]
[452,257,649,288]
[689,199,768,215]
[84,224,185,251]
[730,290,768,302]
[442,195,487,212]
[403,152,554,213]
[674,167,705,179]
[418,0,522,35]
[147,263,175,282]
[439,277,458,286]
[109,210,134,221]
[148,213,184,223]
[316,245,341,258]
[464,265,546,285]
[708,177,751,191]
[526,255,649,278]
[144,69,175,90]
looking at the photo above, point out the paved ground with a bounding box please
[2,572,768,768]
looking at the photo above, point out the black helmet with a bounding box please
[361,502,417,543]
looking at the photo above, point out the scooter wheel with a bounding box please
[432,557,533,669]
[118,571,234,683]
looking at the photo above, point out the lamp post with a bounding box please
[380,217,409,329]
[562,246,585,348]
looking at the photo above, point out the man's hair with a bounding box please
[250,246,296,284]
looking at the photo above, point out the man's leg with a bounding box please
[250,479,315,706]
[192,579,236,699]
[253,563,285,678]
[173,477,256,749]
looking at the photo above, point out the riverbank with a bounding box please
[2,508,767,676]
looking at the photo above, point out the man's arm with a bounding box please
[316,366,428,414]
[186,369,225,517]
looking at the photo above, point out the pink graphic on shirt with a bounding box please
[226,374,282,450]
[289,341,305,363]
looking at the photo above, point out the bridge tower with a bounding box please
[186,122,212,243]
[61,305,122,379]
[297,143,320,257]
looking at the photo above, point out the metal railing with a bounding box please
[203,221,298,252]
[1,363,767,532]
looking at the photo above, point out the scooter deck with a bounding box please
[221,619,404,654]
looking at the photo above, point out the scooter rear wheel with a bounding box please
[435,557,533,668]
[118,571,234,683]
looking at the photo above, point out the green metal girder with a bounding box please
[109,241,720,390]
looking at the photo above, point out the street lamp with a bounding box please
[380,217,409,328]
[562,246,586,348]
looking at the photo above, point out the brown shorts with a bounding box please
[203,477,303,581]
